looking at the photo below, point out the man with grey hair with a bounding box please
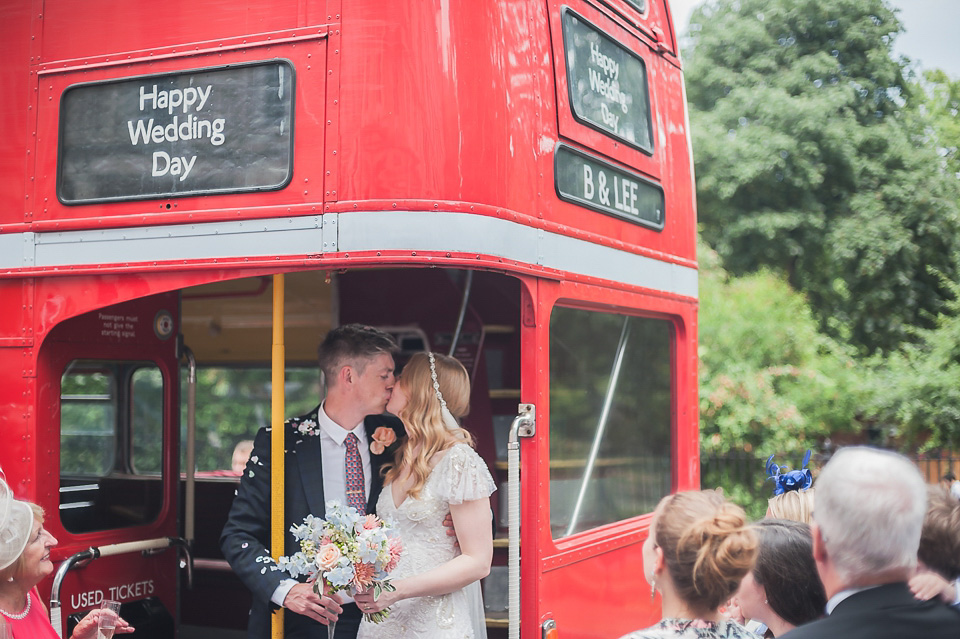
[783,447,960,638]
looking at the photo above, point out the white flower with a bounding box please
[293,418,321,437]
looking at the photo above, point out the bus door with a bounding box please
[532,281,696,639]
[38,291,185,638]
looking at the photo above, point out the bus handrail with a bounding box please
[507,404,535,639]
[49,537,192,637]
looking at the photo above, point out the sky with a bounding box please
[668,0,960,79]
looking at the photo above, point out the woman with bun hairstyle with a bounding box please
[619,490,759,639]
[735,519,826,637]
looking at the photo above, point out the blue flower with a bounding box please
[326,561,356,588]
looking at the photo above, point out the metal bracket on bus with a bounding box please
[49,536,193,636]
[508,404,535,445]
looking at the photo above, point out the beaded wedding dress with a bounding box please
[358,443,496,639]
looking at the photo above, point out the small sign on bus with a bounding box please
[57,60,295,204]
[554,144,664,231]
[561,9,654,153]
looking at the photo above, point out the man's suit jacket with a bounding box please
[782,582,960,639]
[220,406,404,639]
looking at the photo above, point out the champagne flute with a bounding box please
[97,600,121,639]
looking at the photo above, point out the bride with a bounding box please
[354,351,495,639]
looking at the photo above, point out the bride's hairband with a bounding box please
[427,352,462,434]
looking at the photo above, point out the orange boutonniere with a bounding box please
[369,427,397,455]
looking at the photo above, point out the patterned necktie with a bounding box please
[344,432,366,514]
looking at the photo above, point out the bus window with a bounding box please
[60,360,165,533]
[184,366,321,474]
[549,308,672,537]
[61,366,116,476]
[132,367,164,474]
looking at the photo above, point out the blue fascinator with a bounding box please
[765,450,813,496]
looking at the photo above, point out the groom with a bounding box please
[221,324,404,639]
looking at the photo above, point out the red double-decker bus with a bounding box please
[0,0,698,637]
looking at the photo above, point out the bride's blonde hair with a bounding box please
[383,352,473,500]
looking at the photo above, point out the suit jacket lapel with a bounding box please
[365,416,386,513]
[293,411,327,517]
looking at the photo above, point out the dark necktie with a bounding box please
[344,433,366,514]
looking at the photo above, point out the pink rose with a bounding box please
[369,426,397,455]
[315,543,341,571]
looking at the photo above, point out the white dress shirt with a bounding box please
[272,403,372,607]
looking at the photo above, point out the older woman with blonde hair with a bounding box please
[619,490,759,639]
[0,479,133,638]
[354,352,496,639]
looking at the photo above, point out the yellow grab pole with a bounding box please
[271,274,286,639]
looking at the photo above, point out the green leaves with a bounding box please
[698,242,863,459]
[686,0,960,354]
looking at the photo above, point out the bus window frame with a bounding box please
[531,279,698,568]
[559,7,655,156]
[549,0,663,176]
[58,358,168,533]
[545,304,675,539]
[56,58,298,206]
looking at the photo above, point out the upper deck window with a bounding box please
[561,10,654,153]
[57,60,295,204]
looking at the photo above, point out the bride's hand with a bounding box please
[354,584,401,614]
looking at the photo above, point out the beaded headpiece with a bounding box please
[427,352,462,434]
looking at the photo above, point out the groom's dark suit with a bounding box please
[782,582,960,639]
[221,406,403,639]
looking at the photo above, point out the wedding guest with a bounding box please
[736,520,826,637]
[618,490,759,639]
[780,447,960,639]
[231,440,255,475]
[764,453,814,524]
[938,471,960,500]
[765,490,814,525]
[0,478,133,638]
[909,486,960,609]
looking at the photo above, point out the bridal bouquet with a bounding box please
[278,500,403,623]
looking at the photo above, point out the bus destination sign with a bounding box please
[58,60,295,204]
[554,144,664,231]
[561,10,653,153]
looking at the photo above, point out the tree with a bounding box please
[698,241,863,458]
[685,0,960,353]
[909,69,960,180]
[697,241,866,517]
[863,275,960,452]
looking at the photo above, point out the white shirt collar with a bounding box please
[317,402,366,445]
[825,585,881,615]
